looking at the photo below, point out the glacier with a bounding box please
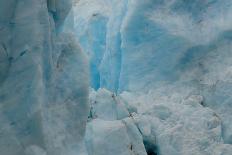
[1,0,232,155]
[73,0,232,155]
[0,0,89,155]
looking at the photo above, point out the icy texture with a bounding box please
[86,89,147,155]
[74,0,232,148]
[74,0,128,92]
[1,0,232,155]
[120,89,232,155]
[85,119,147,155]
[88,88,129,121]
[74,0,232,93]
[0,0,89,155]
[87,88,232,155]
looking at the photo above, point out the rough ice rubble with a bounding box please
[121,87,232,155]
[0,0,89,155]
[87,88,232,155]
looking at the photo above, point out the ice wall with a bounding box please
[74,0,232,153]
[0,0,89,155]
[74,0,232,92]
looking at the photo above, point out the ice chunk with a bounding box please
[85,119,147,155]
[89,88,129,121]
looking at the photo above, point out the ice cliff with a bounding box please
[0,0,89,155]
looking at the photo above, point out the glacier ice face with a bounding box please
[74,0,232,147]
[0,0,89,155]
[74,0,232,92]
[75,0,231,91]
[74,0,128,92]
[42,33,89,155]
[1,0,232,155]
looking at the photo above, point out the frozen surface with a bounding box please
[85,119,147,155]
[74,0,232,92]
[87,88,232,155]
[1,0,232,155]
[0,0,89,155]
[74,0,232,154]
[74,0,128,91]
[120,89,232,155]
[88,88,129,121]
[86,89,147,155]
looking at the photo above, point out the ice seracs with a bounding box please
[87,88,232,155]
